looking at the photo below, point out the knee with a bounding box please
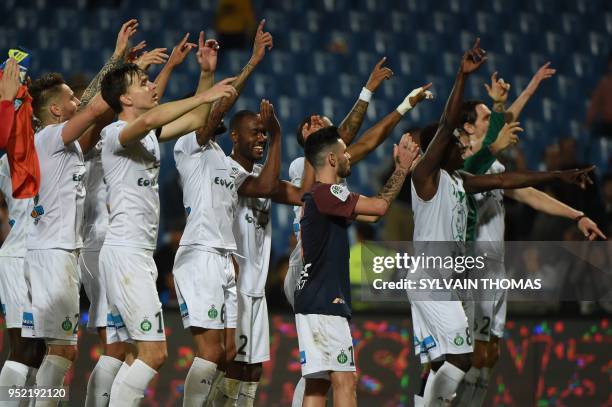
[48,344,78,362]
[472,341,488,368]
[105,343,126,361]
[139,345,167,370]
[486,341,500,367]
[331,372,357,393]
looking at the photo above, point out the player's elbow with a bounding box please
[372,199,389,217]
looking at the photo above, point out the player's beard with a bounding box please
[338,162,351,178]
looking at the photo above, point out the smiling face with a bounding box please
[232,113,267,161]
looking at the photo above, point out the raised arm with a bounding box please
[118,78,236,146]
[238,99,282,197]
[355,133,419,222]
[195,19,273,146]
[153,33,196,99]
[505,187,606,240]
[507,62,556,122]
[337,57,393,144]
[412,39,487,200]
[271,159,315,206]
[348,83,433,164]
[158,32,220,142]
[0,58,20,148]
[461,165,595,194]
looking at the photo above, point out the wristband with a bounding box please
[396,86,434,115]
[359,87,373,103]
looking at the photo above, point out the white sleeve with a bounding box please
[37,122,68,155]
[175,132,202,156]
[231,163,251,191]
[289,157,305,187]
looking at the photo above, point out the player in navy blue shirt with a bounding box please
[295,126,419,406]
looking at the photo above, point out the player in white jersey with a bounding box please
[99,34,236,404]
[410,39,597,406]
[0,155,46,392]
[25,53,115,399]
[451,68,606,407]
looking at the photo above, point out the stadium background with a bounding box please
[0,0,611,405]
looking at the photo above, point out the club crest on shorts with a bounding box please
[61,316,72,332]
[337,349,349,364]
[208,305,219,319]
[454,334,464,346]
[140,318,152,332]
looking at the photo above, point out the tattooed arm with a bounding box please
[195,19,273,146]
[337,57,393,145]
[354,133,419,223]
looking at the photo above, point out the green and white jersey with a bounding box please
[411,169,467,242]
[474,160,505,260]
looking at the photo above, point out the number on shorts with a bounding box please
[73,314,79,335]
[348,346,355,366]
[155,312,164,334]
[479,316,490,336]
[238,335,248,356]
[220,304,226,324]
[465,327,472,346]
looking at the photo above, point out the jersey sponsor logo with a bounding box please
[140,318,152,332]
[330,184,350,202]
[22,312,34,328]
[214,177,235,190]
[337,350,348,364]
[61,316,73,332]
[8,219,15,227]
[296,263,311,290]
[208,305,219,319]
[229,167,240,179]
[137,177,158,187]
[179,302,189,318]
[30,194,44,224]
[421,335,437,353]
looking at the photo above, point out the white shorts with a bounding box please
[0,256,27,329]
[411,300,473,364]
[472,258,507,341]
[234,292,270,364]
[283,262,302,309]
[79,250,108,330]
[173,245,237,330]
[22,249,81,343]
[295,314,356,379]
[100,245,165,344]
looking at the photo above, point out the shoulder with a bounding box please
[289,157,305,178]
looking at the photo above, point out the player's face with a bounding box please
[124,71,158,111]
[55,84,80,121]
[448,131,470,169]
[236,115,267,161]
[465,103,491,144]
[335,139,351,178]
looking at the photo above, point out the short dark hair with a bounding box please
[101,63,143,113]
[304,126,341,168]
[29,73,65,119]
[418,122,441,153]
[229,110,258,133]
[459,99,486,129]
[296,114,314,147]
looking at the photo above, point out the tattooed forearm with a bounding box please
[78,54,123,111]
[338,99,368,145]
[377,167,408,204]
[233,63,255,94]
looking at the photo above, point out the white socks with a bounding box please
[291,377,306,407]
[414,394,425,407]
[471,367,490,407]
[182,357,218,407]
[109,362,130,401]
[236,381,259,407]
[110,359,157,407]
[213,377,241,407]
[85,355,123,407]
[20,368,37,407]
[35,355,71,407]
[452,366,480,406]
[0,360,29,387]
[423,362,465,407]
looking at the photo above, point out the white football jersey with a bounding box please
[82,140,108,251]
[0,155,29,257]
[174,133,249,251]
[228,159,272,297]
[411,169,467,242]
[27,122,86,250]
[101,121,160,250]
[474,160,506,259]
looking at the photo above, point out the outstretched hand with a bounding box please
[0,58,21,101]
[489,121,522,154]
[302,115,327,141]
[484,72,511,104]
[114,19,139,59]
[260,99,281,136]
[577,216,607,240]
[250,19,274,66]
[526,61,556,94]
[407,82,434,107]
[558,165,595,190]
[461,38,487,74]
[134,48,169,71]
[197,31,220,73]
[201,77,237,103]
[394,132,420,171]
[167,33,197,68]
[366,57,394,92]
